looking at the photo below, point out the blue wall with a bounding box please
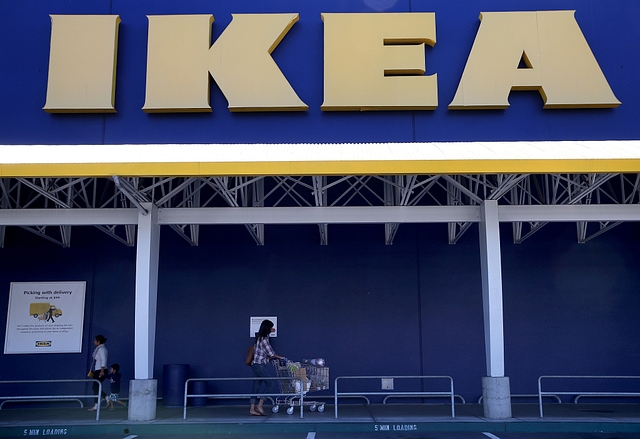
[1,0,640,402]
[1,221,639,401]
[1,0,639,144]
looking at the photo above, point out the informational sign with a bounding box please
[4,281,86,354]
[250,316,277,338]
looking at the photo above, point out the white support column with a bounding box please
[479,200,505,377]
[129,203,160,421]
[134,202,160,379]
[479,200,511,419]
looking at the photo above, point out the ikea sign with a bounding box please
[43,11,620,114]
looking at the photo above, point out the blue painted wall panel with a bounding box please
[1,221,639,401]
[1,0,638,144]
[1,0,639,403]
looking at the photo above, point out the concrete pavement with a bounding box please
[2,402,640,437]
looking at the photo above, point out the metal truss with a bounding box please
[0,173,639,247]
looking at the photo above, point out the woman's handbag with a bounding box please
[87,358,95,378]
[244,345,255,366]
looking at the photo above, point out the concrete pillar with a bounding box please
[479,200,512,419]
[482,377,512,419]
[128,379,157,421]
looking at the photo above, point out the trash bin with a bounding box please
[190,380,208,407]
[162,364,189,407]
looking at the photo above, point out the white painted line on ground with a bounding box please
[306,433,316,439]
[482,433,501,439]
[122,436,138,439]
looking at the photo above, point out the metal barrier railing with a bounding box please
[0,398,84,409]
[384,394,465,404]
[183,376,304,419]
[309,395,371,404]
[334,375,456,419]
[477,394,561,404]
[574,393,640,403]
[0,379,103,420]
[538,375,640,417]
[304,393,462,405]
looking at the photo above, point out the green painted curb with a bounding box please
[3,420,640,437]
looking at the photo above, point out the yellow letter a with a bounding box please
[449,11,620,109]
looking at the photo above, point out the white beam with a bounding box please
[157,206,480,225]
[498,204,640,222]
[0,208,138,225]
[0,204,638,227]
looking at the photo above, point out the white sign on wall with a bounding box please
[250,316,277,338]
[4,281,86,354]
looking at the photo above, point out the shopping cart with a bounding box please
[271,359,329,414]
